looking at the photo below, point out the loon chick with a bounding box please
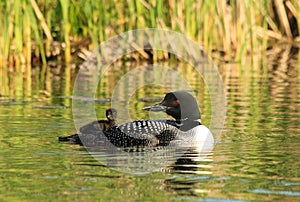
[103,91,211,148]
[58,108,117,145]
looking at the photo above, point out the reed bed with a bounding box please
[0,0,299,69]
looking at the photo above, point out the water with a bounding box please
[0,50,300,201]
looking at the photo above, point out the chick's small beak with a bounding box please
[143,104,167,112]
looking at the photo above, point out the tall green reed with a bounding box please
[59,0,71,63]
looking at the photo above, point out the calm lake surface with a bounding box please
[1,49,300,201]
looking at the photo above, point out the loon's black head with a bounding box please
[106,108,117,121]
[143,91,201,122]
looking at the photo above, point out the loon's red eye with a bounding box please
[174,100,179,105]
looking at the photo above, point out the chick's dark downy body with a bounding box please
[58,108,117,145]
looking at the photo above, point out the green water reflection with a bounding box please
[0,49,300,201]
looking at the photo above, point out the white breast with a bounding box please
[170,124,215,156]
[190,125,214,153]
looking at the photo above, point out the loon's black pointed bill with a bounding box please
[143,104,167,112]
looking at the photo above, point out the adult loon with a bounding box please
[58,108,118,145]
[103,91,213,148]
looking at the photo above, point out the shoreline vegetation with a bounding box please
[0,0,299,69]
